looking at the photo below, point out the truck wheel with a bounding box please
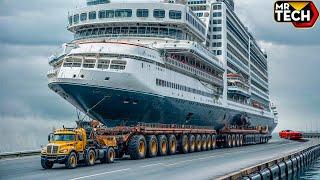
[168,134,177,155]
[231,134,236,147]
[41,159,53,169]
[211,135,216,149]
[180,135,189,154]
[206,135,212,150]
[86,149,95,166]
[201,135,207,151]
[106,147,115,163]
[195,134,202,151]
[189,135,195,153]
[146,135,158,158]
[65,152,77,169]
[157,135,168,156]
[128,135,146,160]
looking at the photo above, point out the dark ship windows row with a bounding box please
[69,9,182,25]
[156,78,218,98]
[63,58,127,70]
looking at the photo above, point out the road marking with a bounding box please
[164,154,219,166]
[69,168,131,180]
[140,163,164,168]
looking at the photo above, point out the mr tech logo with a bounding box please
[274,1,319,28]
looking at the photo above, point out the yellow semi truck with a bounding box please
[41,121,117,169]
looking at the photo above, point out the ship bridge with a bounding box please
[67,2,206,43]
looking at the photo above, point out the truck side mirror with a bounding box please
[48,133,53,142]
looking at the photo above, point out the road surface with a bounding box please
[0,139,318,180]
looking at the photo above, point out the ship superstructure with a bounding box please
[47,0,277,133]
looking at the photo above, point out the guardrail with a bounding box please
[218,143,320,180]
[0,150,41,160]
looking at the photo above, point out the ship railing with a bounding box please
[165,57,223,87]
[49,43,78,65]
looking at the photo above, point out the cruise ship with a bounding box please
[47,0,278,133]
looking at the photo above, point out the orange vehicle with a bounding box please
[279,130,303,140]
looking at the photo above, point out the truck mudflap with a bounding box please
[41,155,68,163]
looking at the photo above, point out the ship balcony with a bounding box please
[47,69,59,78]
[165,57,223,87]
[227,86,251,97]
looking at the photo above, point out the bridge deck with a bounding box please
[0,139,319,180]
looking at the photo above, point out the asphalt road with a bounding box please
[0,139,318,180]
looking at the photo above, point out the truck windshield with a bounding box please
[53,134,75,141]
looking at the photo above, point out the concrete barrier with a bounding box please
[278,161,287,180]
[284,159,293,179]
[291,157,298,179]
[249,173,261,180]
[259,168,271,180]
[269,164,280,180]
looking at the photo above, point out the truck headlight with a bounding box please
[59,149,69,153]
[41,147,47,154]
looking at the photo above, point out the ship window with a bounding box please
[63,58,82,67]
[153,9,165,18]
[97,59,110,69]
[80,13,87,21]
[212,19,222,24]
[106,10,114,18]
[137,9,149,17]
[73,14,79,24]
[83,59,96,68]
[99,10,106,18]
[110,60,126,70]
[68,16,73,25]
[212,27,222,32]
[213,34,222,39]
[169,10,181,19]
[212,12,222,17]
[89,11,97,19]
[213,5,221,10]
[115,9,132,18]
[98,28,106,35]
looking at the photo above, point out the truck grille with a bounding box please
[47,145,59,154]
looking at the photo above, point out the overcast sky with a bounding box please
[0,0,319,152]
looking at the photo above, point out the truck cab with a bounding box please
[41,124,116,169]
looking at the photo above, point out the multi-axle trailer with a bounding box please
[41,121,271,169]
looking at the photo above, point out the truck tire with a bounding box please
[231,134,236,147]
[168,134,177,155]
[86,149,96,166]
[206,135,212,150]
[157,135,168,156]
[128,135,146,160]
[180,135,189,154]
[146,135,158,158]
[65,152,77,169]
[189,135,195,153]
[41,158,53,169]
[201,135,207,151]
[106,147,115,163]
[211,135,216,149]
[195,134,202,151]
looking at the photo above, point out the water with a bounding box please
[300,158,320,180]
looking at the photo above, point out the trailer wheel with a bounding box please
[86,149,95,166]
[231,134,236,147]
[180,135,189,154]
[211,135,216,149]
[206,135,212,150]
[226,135,232,148]
[189,135,195,153]
[41,159,54,169]
[239,135,243,146]
[157,135,168,156]
[201,135,207,151]
[235,134,240,147]
[195,134,202,151]
[65,152,77,169]
[146,135,158,158]
[128,135,146,160]
[168,135,177,155]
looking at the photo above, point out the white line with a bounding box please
[69,168,131,180]
[140,163,164,168]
